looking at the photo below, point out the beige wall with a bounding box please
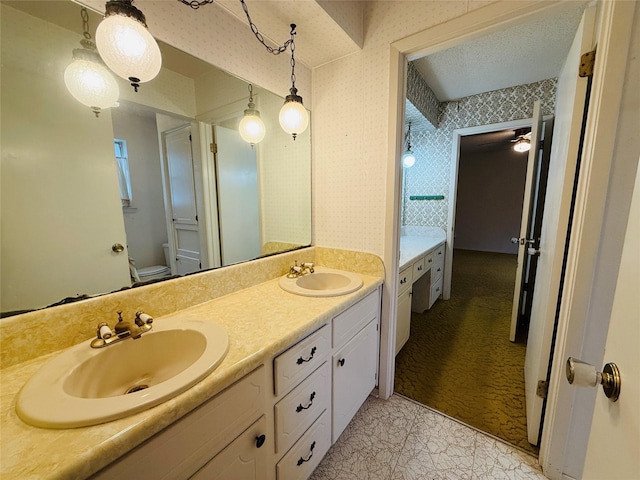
[311,1,493,256]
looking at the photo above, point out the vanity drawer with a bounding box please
[398,265,413,296]
[432,247,445,282]
[92,366,267,480]
[429,277,443,309]
[424,251,435,271]
[276,410,331,480]
[412,256,427,281]
[332,290,379,350]
[274,324,330,396]
[274,362,330,454]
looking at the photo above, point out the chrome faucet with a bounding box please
[91,311,153,348]
[286,261,315,278]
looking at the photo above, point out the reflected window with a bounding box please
[114,139,133,207]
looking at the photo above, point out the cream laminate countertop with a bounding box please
[0,272,382,480]
[399,228,447,270]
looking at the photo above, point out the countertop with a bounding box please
[0,271,383,480]
[399,227,447,270]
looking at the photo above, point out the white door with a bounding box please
[580,160,639,479]
[509,101,543,342]
[524,6,597,446]
[164,125,202,276]
[214,125,261,266]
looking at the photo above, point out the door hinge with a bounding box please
[210,142,217,154]
[579,50,596,77]
[536,380,549,398]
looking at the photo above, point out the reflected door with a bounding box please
[214,126,261,265]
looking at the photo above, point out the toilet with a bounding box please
[136,243,172,282]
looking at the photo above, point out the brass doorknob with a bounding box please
[112,243,125,253]
[566,357,621,402]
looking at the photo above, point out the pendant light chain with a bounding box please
[81,7,92,40]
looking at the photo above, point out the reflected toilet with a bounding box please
[135,243,171,282]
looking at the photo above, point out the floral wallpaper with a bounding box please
[402,78,558,228]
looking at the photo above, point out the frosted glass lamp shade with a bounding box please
[96,14,161,89]
[279,97,309,139]
[402,152,416,168]
[64,48,119,115]
[239,109,266,146]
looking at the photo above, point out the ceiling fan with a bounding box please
[511,128,532,152]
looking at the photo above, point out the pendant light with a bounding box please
[279,24,309,140]
[238,84,266,147]
[64,7,119,117]
[402,122,416,168]
[95,0,162,92]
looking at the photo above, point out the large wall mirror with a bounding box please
[0,1,311,315]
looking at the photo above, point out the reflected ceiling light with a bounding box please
[181,0,309,140]
[239,84,266,147]
[96,0,162,92]
[402,122,416,168]
[64,7,119,117]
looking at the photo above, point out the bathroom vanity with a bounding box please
[0,247,383,480]
[396,227,447,354]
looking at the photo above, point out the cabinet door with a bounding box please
[396,287,412,355]
[332,320,378,442]
[190,416,269,480]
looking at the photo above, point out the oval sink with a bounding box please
[279,267,363,297]
[16,319,229,428]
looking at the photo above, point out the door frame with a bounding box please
[384,0,635,477]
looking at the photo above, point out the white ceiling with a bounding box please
[411,1,588,102]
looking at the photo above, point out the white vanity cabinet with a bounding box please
[331,290,380,442]
[396,265,413,355]
[91,366,268,480]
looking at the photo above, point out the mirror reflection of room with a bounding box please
[0,1,311,315]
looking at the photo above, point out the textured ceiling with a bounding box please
[411,1,588,102]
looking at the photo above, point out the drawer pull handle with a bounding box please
[296,441,316,466]
[338,358,345,367]
[437,268,441,272]
[428,258,433,263]
[255,434,266,449]
[417,266,422,271]
[400,277,406,284]
[436,287,440,293]
[296,346,317,365]
[296,392,316,412]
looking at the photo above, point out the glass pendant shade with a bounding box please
[402,151,416,168]
[64,46,119,116]
[279,89,309,139]
[95,3,162,91]
[239,109,266,146]
[513,138,531,152]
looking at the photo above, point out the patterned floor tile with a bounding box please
[471,434,546,480]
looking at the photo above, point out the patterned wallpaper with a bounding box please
[406,62,441,129]
[402,78,557,228]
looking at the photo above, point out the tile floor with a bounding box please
[309,394,547,480]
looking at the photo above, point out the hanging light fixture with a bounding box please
[402,122,416,168]
[238,84,266,147]
[181,0,309,140]
[95,0,162,92]
[64,7,119,117]
[278,24,309,140]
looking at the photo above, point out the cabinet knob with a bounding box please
[255,434,266,448]
[338,358,345,367]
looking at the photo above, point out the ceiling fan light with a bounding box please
[513,138,531,153]
[96,0,162,91]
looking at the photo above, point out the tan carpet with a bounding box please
[394,249,537,455]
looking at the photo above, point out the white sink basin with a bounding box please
[279,267,363,297]
[16,319,229,428]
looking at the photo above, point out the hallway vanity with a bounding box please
[396,227,447,354]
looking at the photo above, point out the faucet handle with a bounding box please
[135,311,154,326]
[302,262,315,273]
[97,322,113,340]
